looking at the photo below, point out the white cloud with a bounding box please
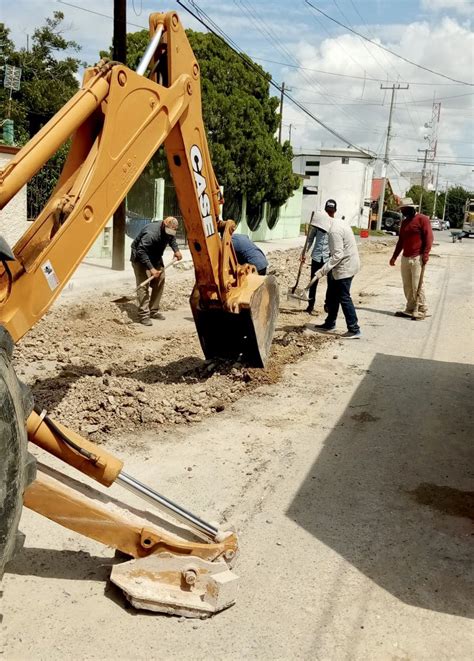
[420,0,474,16]
[281,16,474,193]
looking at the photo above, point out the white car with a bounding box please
[430,217,443,231]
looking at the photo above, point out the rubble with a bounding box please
[13,248,333,445]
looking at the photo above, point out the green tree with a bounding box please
[102,29,300,211]
[1,12,82,217]
[406,185,436,216]
[1,12,81,141]
[445,185,472,228]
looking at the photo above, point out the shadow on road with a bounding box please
[287,353,474,618]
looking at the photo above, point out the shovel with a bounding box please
[112,258,178,303]
[286,214,313,305]
[287,270,319,303]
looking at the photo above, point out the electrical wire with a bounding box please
[33,404,98,462]
[234,0,374,132]
[177,0,374,157]
[251,57,467,86]
[305,1,474,87]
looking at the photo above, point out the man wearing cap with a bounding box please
[130,216,183,326]
[390,202,433,318]
[301,211,330,314]
[311,199,362,339]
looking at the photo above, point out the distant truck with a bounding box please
[463,199,474,236]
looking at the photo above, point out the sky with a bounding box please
[2,0,474,195]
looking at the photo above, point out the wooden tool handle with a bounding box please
[293,214,314,291]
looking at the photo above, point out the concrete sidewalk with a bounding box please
[61,235,307,299]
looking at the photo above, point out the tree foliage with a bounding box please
[445,185,473,227]
[406,184,444,218]
[1,12,81,142]
[103,28,300,210]
[405,184,473,227]
[1,12,82,218]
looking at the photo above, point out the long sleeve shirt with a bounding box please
[130,221,179,270]
[391,213,433,262]
[306,225,330,263]
[231,234,268,271]
[317,218,360,281]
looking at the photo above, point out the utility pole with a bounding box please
[442,181,449,222]
[278,82,286,144]
[112,0,127,271]
[288,123,294,144]
[417,148,431,214]
[376,83,409,231]
[432,162,440,217]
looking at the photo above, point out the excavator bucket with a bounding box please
[190,274,279,368]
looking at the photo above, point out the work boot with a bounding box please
[150,312,165,320]
[139,317,153,326]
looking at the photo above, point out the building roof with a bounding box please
[292,147,374,160]
[371,178,401,205]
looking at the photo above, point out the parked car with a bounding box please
[430,217,443,231]
[382,211,402,234]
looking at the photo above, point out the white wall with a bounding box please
[0,147,29,247]
[294,150,374,228]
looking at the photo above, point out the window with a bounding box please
[305,170,319,176]
[306,160,320,166]
[341,157,349,164]
[303,186,318,195]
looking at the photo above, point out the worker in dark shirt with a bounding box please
[231,234,268,275]
[130,216,183,325]
[390,204,433,318]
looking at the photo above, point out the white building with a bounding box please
[293,148,374,228]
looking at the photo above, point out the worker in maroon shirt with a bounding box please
[389,204,433,318]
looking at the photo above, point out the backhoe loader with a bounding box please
[0,11,279,617]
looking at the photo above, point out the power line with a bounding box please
[235,0,374,133]
[304,1,474,87]
[176,0,374,157]
[252,57,467,86]
[57,1,147,30]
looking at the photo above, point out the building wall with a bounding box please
[235,178,304,240]
[0,146,29,247]
[294,149,374,228]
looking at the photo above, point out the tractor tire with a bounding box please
[0,327,35,579]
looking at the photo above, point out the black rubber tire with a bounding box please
[0,327,35,579]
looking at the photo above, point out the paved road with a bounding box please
[3,232,473,660]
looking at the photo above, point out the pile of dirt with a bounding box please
[13,247,329,445]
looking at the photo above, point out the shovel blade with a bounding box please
[287,287,310,302]
[190,274,279,368]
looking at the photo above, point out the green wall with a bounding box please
[236,179,303,241]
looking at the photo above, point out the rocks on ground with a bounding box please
[13,248,339,445]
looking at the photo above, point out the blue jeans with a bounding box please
[325,273,360,332]
[308,259,328,311]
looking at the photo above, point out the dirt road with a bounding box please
[2,232,473,660]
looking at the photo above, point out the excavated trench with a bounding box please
[13,242,391,445]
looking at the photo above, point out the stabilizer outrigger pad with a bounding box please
[111,554,238,618]
[190,274,279,368]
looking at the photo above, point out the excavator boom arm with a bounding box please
[0,12,278,366]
